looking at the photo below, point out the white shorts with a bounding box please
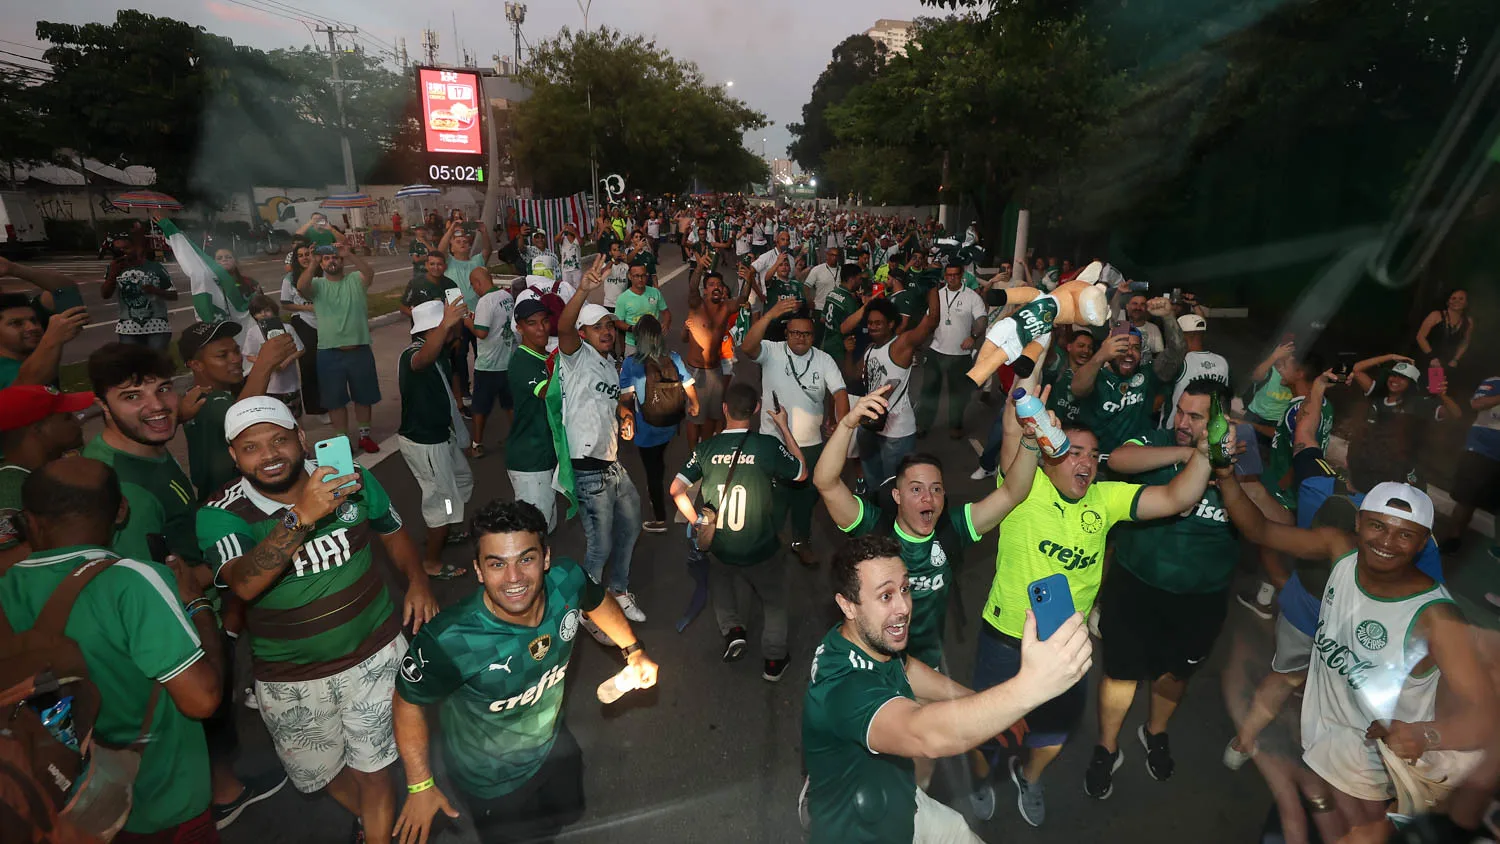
[398,435,474,529]
[255,635,407,793]
[1304,725,1393,802]
[913,787,983,843]
[1270,613,1313,674]
[508,469,558,533]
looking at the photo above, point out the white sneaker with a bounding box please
[970,466,997,480]
[615,592,647,623]
[798,775,811,831]
[1222,736,1256,771]
[243,687,258,711]
[579,614,616,646]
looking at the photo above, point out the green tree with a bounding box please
[515,27,769,195]
[786,34,887,197]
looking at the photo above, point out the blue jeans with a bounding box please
[973,624,1087,752]
[858,431,916,488]
[574,462,641,594]
[979,411,1006,473]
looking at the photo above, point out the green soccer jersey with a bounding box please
[402,276,457,311]
[0,545,210,834]
[1111,430,1240,593]
[675,430,803,566]
[838,496,980,669]
[82,436,199,564]
[889,287,926,329]
[802,625,917,844]
[1043,358,1085,424]
[184,389,240,502]
[407,239,431,280]
[821,287,861,358]
[398,340,456,444]
[1080,365,1170,453]
[507,345,558,474]
[0,463,26,553]
[396,558,605,799]
[765,274,805,307]
[1267,394,1334,506]
[0,356,19,390]
[197,464,404,680]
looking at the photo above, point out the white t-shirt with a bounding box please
[240,320,305,396]
[862,340,915,439]
[559,236,582,271]
[558,342,621,462]
[754,341,847,447]
[735,234,752,256]
[603,263,630,308]
[1163,350,1231,426]
[646,218,661,239]
[929,286,988,356]
[280,274,316,329]
[804,263,840,312]
[473,289,516,372]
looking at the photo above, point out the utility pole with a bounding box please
[397,37,409,69]
[451,12,461,65]
[421,29,439,66]
[317,25,360,196]
[504,3,527,69]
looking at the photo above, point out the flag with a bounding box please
[158,218,252,330]
[511,191,591,238]
[539,351,578,520]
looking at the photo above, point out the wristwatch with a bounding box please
[620,641,644,661]
[282,506,310,534]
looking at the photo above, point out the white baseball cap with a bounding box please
[1390,361,1421,383]
[575,303,613,330]
[1359,482,1434,531]
[224,395,298,443]
[411,300,444,335]
[1177,314,1207,332]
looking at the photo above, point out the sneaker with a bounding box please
[580,614,616,646]
[722,627,748,662]
[1235,581,1275,620]
[1083,744,1124,799]
[459,406,473,419]
[1008,755,1045,827]
[212,770,288,830]
[1222,736,1256,771]
[968,780,997,821]
[790,541,817,568]
[1138,725,1175,781]
[970,466,997,481]
[242,686,258,711]
[642,520,667,534]
[615,592,647,623]
[797,775,812,831]
[356,435,381,454]
[763,658,789,682]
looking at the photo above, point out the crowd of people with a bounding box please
[0,194,1496,844]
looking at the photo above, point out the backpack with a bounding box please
[640,357,687,428]
[0,556,159,842]
[539,279,567,337]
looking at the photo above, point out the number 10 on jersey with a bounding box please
[714,485,747,531]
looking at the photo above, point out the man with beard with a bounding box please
[296,242,382,454]
[178,320,297,501]
[680,270,742,447]
[197,396,439,844]
[0,257,88,389]
[976,368,1216,827]
[392,500,658,844]
[0,383,90,569]
[802,534,1093,843]
[1083,379,1242,799]
[1071,297,1186,454]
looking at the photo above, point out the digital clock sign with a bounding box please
[418,67,484,155]
[427,163,485,183]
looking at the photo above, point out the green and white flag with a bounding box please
[158,218,251,329]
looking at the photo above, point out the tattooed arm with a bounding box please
[221,467,361,601]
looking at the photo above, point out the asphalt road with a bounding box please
[200,246,1280,844]
[0,251,421,365]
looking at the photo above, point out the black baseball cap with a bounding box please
[179,320,242,361]
[515,299,550,321]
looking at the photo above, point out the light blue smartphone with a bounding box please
[314,436,358,489]
[1028,574,1076,640]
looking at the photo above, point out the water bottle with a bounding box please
[596,664,641,704]
[1011,389,1069,457]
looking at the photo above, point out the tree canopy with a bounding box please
[514,27,770,196]
[786,34,887,197]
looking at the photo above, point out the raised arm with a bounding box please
[1351,353,1410,394]
[559,254,605,355]
[1251,340,1295,383]
[344,244,376,287]
[1072,334,1128,398]
[1150,297,1186,381]
[1214,468,1354,560]
[1134,434,1215,521]
[1107,441,1195,475]
[740,297,799,361]
[998,367,1043,475]
[968,397,1045,532]
[296,252,319,300]
[437,220,457,253]
[1294,373,1337,452]
[890,287,941,367]
[410,304,465,372]
[220,467,354,600]
[815,388,893,529]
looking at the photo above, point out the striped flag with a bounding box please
[511,191,591,237]
[158,217,252,331]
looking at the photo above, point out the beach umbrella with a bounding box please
[112,190,182,211]
[320,192,377,209]
[395,184,442,199]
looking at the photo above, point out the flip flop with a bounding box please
[424,561,465,580]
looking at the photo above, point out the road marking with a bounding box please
[655,262,690,287]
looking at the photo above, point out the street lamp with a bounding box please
[810,178,817,187]
[726,80,734,88]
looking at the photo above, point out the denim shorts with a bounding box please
[974,623,1087,748]
[317,345,382,409]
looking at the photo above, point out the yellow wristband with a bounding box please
[407,778,435,794]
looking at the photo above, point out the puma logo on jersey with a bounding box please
[488,657,514,673]
[1036,539,1099,571]
[291,527,353,577]
[1102,392,1146,413]
[488,664,568,712]
[1053,502,1067,516]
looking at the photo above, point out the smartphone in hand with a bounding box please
[314,436,359,490]
[1028,574,1076,640]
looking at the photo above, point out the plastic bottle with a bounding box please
[596,664,640,704]
[1207,392,1234,469]
[1011,389,1069,457]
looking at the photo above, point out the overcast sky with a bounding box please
[2,0,928,170]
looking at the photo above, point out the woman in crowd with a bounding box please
[619,315,700,534]
[278,242,327,419]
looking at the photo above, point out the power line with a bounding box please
[0,39,46,56]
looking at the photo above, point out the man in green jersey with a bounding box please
[2,457,224,837]
[820,263,866,361]
[178,320,297,501]
[0,384,90,570]
[612,264,670,354]
[400,251,459,318]
[198,397,439,842]
[671,383,807,681]
[1083,378,1242,799]
[1071,298,1186,453]
[506,300,561,531]
[391,500,659,844]
[802,534,1092,844]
